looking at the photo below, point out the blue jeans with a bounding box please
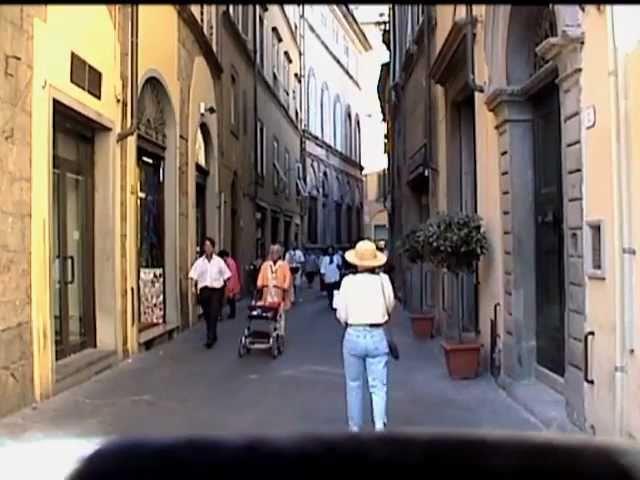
[343,326,389,432]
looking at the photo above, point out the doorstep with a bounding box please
[497,377,583,434]
[138,322,180,345]
[54,349,118,396]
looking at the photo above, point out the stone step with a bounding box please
[54,349,118,396]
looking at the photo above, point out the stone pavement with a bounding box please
[0,287,556,478]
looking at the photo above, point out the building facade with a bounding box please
[384,3,640,439]
[217,5,256,283]
[301,5,369,250]
[0,4,226,418]
[254,5,303,257]
[363,169,389,243]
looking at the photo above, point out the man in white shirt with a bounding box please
[189,237,231,348]
[320,245,342,310]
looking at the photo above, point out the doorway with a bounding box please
[137,145,166,329]
[52,110,96,361]
[447,93,478,334]
[284,218,292,252]
[195,168,207,257]
[271,213,280,246]
[532,82,565,377]
[231,176,239,256]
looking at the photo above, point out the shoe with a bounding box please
[204,342,213,349]
[228,315,235,320]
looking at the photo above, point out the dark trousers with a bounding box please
[227,297,236,319]
[305,271,317,288]
[326,282,340,310]
[199,287,224,344]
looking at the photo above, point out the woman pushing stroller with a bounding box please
[256,244,293,337]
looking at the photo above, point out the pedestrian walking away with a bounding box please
[219,250,241,320]
[256,244,293,337]
[320,245,342,310]
[285,245,305,303]
[189,237,232,349]
[336,239,395,433]
[304,250,320,288]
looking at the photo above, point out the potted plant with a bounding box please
[398,226,436,340]
[421,212,489,379]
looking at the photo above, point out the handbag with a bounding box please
[379,275,399,361]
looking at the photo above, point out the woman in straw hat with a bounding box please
[335,239,396,433]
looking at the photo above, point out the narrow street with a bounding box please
[0,287,543,477]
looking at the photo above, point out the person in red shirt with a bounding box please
[218,250,241,320]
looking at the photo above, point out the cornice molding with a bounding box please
[430,18,467,86]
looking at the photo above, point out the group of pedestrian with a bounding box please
[189,235,397,433]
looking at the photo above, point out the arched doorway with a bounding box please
[136,76,178,334]
[485,5,586,426]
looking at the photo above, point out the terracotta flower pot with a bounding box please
[441,341,481,379]
[409,312,435,339]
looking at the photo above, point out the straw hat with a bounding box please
[345,240,387,269]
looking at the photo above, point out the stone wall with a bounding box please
[0,5,46,416]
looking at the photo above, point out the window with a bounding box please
[256,120,265,179]
[283,54,290,98]
[258,14,265,68]
[272,137,280,192]
[230,74,238,132]
[354,115,361,163]
[307,69,318,134]
[241,5,250,37]
[292,85,297,119]
[335,201,342,244]
[355,206,362,240]
[344,108,353,157]
[346,205,353,244]
[308,196,318,244]
[284,149,290,197]
[272,30,280,86]
[296,162,304,198]
[243,90,248,135]
[333,96,343,150]
[320,83,330,142]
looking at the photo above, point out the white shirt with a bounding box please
[189,255,232,291]
[286,249,305,267]
[320,254,342,283]
[336,272,395,326]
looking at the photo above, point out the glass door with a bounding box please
[138,148,165,329]
[53,120,95,360]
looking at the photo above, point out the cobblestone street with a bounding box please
[0,288,547,477]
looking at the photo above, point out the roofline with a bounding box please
[336,4,372,51]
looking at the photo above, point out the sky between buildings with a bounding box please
[350,4,389,175]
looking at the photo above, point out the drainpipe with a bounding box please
[607,5,629,438]
[465,4,484,94]
[117,4,139,143]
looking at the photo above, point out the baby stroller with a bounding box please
[238,291,285,359]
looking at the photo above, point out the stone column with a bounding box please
[487,91,538,382]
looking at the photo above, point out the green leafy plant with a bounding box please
[422,212,489,273]
[400,212,490,343]
[400,212,489,271]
